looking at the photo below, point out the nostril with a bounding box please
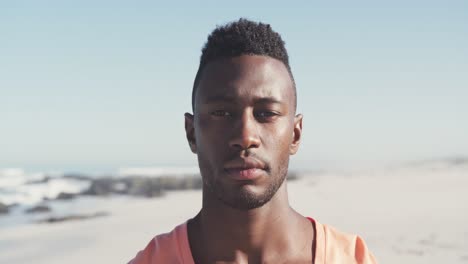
[230,143,244,151]
[229,137,260,150]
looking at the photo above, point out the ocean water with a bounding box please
[0,167,199,206]
[0,168,91,206]
[0,166,200,229]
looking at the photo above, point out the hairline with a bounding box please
[191,54,297,113]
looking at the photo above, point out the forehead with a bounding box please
[195,55,294,107]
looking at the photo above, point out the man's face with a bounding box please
[185,55,302,210]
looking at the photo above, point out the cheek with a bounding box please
[195,116,229,146]
[194,117,229,172]
[263,121,293,149]
[262,122,293,170]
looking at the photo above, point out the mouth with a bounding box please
[224,168,265,180]
[223,158,267,181]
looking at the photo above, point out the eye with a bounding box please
[211,110,231,117]
[255,111,278,119]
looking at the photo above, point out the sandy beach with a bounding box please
[1,161,467,264]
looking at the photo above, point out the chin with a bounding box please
[217,185,276,210]
[204,167,287,210]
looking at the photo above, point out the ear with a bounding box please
[290,114,303,155]
[184,113,197,154]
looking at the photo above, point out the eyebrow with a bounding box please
[203,95,283,105]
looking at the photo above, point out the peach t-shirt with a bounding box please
[128,218,377,264]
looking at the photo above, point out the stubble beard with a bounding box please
[203,162,289,210]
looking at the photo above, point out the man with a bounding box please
[129,18,377,263]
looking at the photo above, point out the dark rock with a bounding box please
[56,192,76,200]
[0,202,9,215]
[81,178,117,196]
[25,205,51,214]
[124,177,164,197]
[63,173,92,181]
[81,175,203,197]
[158,176,203,190]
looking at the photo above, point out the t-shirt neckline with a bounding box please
[180,216,318,264]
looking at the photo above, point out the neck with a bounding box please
[188,181,313,263]
[203,182,291,243]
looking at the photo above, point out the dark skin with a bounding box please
[184,55,314,263]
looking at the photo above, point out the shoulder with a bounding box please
[314,220,378,264]
[127,222,193,264]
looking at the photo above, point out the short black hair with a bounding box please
[192,18,296,111]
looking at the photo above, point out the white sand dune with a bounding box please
[0,163,467,264]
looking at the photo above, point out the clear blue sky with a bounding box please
[1,1,467,173]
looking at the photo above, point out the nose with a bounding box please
[229,111,261,151]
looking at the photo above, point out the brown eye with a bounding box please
[211,110,231,117]
[255,111,277,118]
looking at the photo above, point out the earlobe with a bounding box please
[290,114,303,155]
[184,113,197,154]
